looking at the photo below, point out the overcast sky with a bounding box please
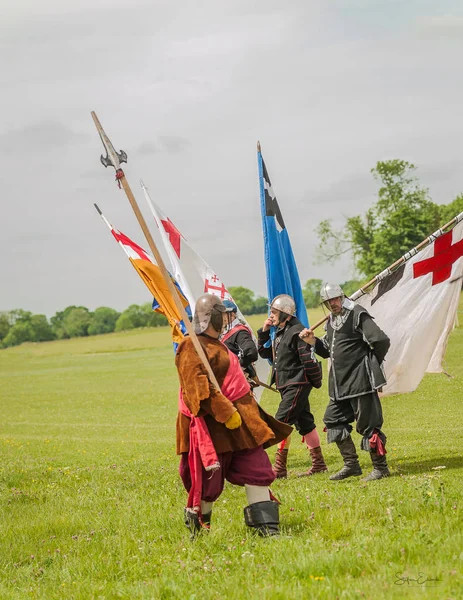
[1,0,463,316]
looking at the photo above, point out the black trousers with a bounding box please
[323,391,384,442]
[275,384,316,437]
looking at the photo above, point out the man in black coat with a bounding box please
[300,283,391,482]
[221,300,259,386]
[257,294,326,478]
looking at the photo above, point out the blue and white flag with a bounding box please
[258,146,308,327]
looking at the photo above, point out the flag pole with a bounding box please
[307,210,463,332]
[90,111,221,389]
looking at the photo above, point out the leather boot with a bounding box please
[298,446,328,477]
[273,448,288,479]
[363,452,390,481]
[329,435,362,481]
[244,501,279,537]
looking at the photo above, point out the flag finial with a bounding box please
[257,141,261,152]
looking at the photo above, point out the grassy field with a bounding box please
[1,309,463,599]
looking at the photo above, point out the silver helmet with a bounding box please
[193,293,227,334]
[269,294,296,316]
[320,282,344,303]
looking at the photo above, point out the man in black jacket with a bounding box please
[300,283,391,482]
[221,300,259,386]
[257,294,326,478]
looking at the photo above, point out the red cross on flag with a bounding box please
[357,219,463,396]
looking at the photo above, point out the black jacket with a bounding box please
[257,316,322,390]
[222,328,258,377]
[315,304,390,401]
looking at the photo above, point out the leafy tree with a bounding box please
[88,307,120,336]
[1,311,53,347]
[114,303,169,331]
[438,194,463,226]
[316,160,442,278]
[3,321,34,347]
[252,296,268,315]
[0,312,11,342]
[51,306,79,339]
[228,286,255,314]
[28,315,55,342]
[115,304,150,331]
[303,278,323,308]
[142,302,168,327]
[62,307,92,338]
[9,309,33,324]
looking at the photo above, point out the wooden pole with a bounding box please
[254,378,278,393]
[91,112,221,390]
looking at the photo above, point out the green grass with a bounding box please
[1,310,462,599]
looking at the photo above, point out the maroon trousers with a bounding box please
[179,446,275,503]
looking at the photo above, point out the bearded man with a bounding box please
[300,283,391,482]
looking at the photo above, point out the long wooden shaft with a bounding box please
[308,314,329,332]
[90,111,223,389]
[118,176,221,389]
[256,379,278,393]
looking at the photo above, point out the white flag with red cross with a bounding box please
[357,219,463,396]
[141,182,270,398]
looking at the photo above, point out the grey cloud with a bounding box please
[136,141,159,156]
[0,121,89,153]
[159,136,190,154]
[136,136,190,156]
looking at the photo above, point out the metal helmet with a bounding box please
[320,282,344,303]
[223,299,238,313]
[269,294,296,316]
[193,293,227,334]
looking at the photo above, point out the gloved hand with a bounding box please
[225,411,242,430]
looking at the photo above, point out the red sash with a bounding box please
[221,323,253,343]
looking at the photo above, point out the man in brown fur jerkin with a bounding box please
[176,293,292,537]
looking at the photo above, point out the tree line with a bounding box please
[0,288,271,349]
[0,304,168,349]
[0,282,359,349]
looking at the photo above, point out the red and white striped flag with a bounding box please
[96,206,190,348]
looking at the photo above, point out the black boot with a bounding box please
[363,452,390,481]
[244,501,280,537]
[202,511,212,527]
[329,435,362,481]
[184,509,211,539]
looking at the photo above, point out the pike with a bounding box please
[253,378,278,393]
[303,210,463,335]
[90,111,221,389]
